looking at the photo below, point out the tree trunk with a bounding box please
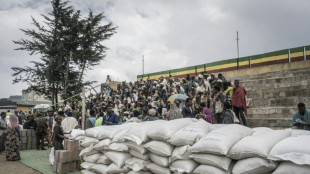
[64,52,71,99]
[51,83,55,106]
[79,60,86,83]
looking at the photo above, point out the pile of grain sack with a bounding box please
[19,129,37,150]
[71,118,310,174]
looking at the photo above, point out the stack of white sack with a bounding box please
[74,117,310,174]
[190,124,254,174]
[268,129,310,174]
[227,127,291,174]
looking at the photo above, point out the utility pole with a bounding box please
[142,55,144,76]
[82,88,86,130]
[236,31,240,70]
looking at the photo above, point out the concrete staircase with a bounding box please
[233,67,310,129]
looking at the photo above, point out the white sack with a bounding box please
[272,162,310,174]
[80,144,99,157]
[84,153,102,163]
[81,137,99,147]
[85,126,102,138]
[74,136,86,140]
[69,129,85,139]
[232,157,277,174]
[148,118,194,141]
[125,120,166,145]
[144,140,174,157]
[170,145,191,162]
[105,163,130,174]
[97,125,122,140]
[169,160,198,174]
[81,169,96,174]
[127,170,153,174]
[149,153,170,167]
[96,155,112,165]
[146,163,171,174]
[125,157,151,171]
[112,129,130,143]
[269,131,310,165]
[109,142,129,152]
[169,119,213,146]
[90,164,108,174]
[129,149,150,160]
[125,141,147,154]
[81,162,96,170]
[105,151,132,168]
[229,130,291,160]
[191,124,253,155]
[190,153,231,170]
[49,147,54,165]
[193,164,229,174]
[94,139,111,151]
[252,127,273,136]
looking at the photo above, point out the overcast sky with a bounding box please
[1,0,310,98]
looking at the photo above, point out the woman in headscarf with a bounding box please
[5,114,21,161]
[166,102,183,121]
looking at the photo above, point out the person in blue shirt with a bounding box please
[102,107,119,125]
[292,103,310,130]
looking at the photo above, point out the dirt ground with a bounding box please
[0,154,41,174]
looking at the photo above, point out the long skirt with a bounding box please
[5,129,21,161]
[0,133,5,153]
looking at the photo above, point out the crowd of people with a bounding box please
[83,73,248,127]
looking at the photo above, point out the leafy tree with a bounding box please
[12,0,116,105]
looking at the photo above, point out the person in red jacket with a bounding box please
[232,80,247,126]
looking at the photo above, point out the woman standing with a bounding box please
[5,114,21,161]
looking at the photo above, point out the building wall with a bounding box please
[22,90,51,102]
[17,106,33,113]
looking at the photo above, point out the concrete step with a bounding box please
[246,86,310,99]
[244,79,310,91]
[240,75,310,87]
[247,96,310,108]
[247,106,296,117]
[231,67,310,81]
[246,118,292,128]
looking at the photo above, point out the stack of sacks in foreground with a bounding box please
[75,117,310,174]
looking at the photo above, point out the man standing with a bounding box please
[0,112,7,154]
[232,80,247,126]
[182,98,194,118]
[46,111,54,147]
[35,113,47,150]
[292,103,310,130]
[102,107,119,125]
[86,110,96,129]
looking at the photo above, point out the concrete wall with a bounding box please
[223,59,310,79]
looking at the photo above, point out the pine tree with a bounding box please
[12,0,116,105]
